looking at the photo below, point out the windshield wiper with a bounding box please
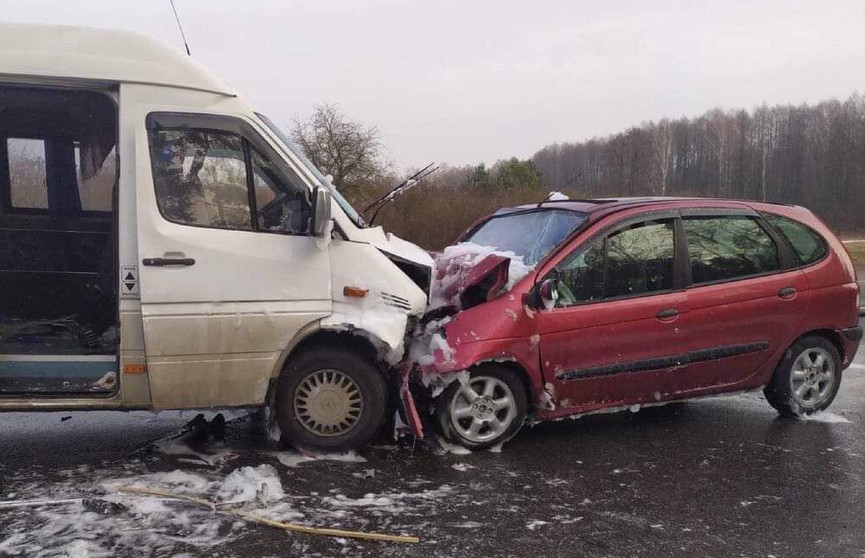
[361,163,438,225]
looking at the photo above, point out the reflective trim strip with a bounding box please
[556,342,770,381]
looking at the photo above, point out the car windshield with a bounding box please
[463,209,587,266]
[254,113,365,227]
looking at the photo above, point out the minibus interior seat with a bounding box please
[0,85,118,394]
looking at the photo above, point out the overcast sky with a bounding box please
[4,0,864,170]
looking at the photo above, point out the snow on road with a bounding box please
[0,446,453,557]
[2,359,864,557]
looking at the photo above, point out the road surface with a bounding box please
[1,338,864,557]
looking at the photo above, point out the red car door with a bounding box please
[679,211,809,391]
[535,214,698,414]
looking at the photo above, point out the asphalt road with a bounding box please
[1,344,864,557]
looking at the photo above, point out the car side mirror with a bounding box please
[538,278,559,309]
[312,186,332,237]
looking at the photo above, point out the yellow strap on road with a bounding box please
[116,485,420,544]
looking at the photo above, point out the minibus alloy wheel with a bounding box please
[437,365,528,450]
[276,347,387,452]
[764,335,843,417]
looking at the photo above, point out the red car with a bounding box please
[414,197,862,449]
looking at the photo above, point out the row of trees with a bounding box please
[533,93,865,233]
[292,94,865,248]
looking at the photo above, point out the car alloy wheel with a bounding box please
[447,375,518,444]
[789,347,836,409]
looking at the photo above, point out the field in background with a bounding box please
[843,240,865,269]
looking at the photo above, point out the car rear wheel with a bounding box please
[764,335,842,417]
[275,347,387,452]
[437,366,527,450]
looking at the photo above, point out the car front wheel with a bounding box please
[764,335,842,417]
[437,366,527,450]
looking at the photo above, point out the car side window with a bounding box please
[148,124,311,234]
[684,215,779,284]
[763,213,827,265]
[554,219,676,307]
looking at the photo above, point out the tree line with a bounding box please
[292,94,865,249]
[533,93,865,233]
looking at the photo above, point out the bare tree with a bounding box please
[291,103,386,194]
[650,119,675,196]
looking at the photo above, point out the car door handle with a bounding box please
[142,257,196,267]
[656,308,679,320]
[778,287,797,299]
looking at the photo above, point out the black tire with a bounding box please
[275,347,387,452]
[764,335,843,417]
[436,366,528,450]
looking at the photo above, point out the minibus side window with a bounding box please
[251,148,310,233]
[6,138,49,210]
[150,129,253,230]
[148,121,311,235]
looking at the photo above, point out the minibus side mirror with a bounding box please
[312,187,332,237]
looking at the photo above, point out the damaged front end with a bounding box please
[397,244,541,440]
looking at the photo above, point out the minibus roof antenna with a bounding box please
[169,0,192,56]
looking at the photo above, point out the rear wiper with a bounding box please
[361,163,438,225]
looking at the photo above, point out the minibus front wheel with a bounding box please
[275,346,388,452]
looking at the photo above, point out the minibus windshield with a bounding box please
[255,113,366,227]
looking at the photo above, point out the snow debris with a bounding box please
[800,412,851,424]
[352,469,376,479]
[451,463,476,472]
[321,485,455,515]
[217,465,284,504]
[454,521,484,528]
[430,242,534,309]
[528,334,540,348]
[409,316,458,372]
[275,451,366,468]
[538,382,557,411]
[420,369,470,399]
[526,520,549,530]
[434,437,473,455]
[91,370,117,391]
[488,443,504,453]
[546,191,569,201]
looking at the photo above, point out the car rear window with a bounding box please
[684,215,780,284]
[763,213,828,266]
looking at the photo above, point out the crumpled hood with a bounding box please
[429,243,532,311]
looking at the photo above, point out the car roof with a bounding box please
[498,196,794,220]
[0,22,233,95]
